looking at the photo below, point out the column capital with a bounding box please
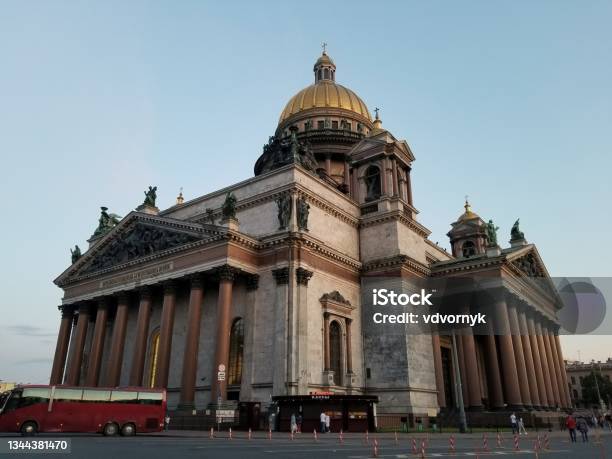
[77,303,92,315]
[188,273,205,289]
[246,273,260,291]
[345,317,353,326]
[162,280,176,294]
[115,291,131,304]
[58,305,74,318]
[296,267,313,286]
[272,267,289,285]
[96,298,110,311]
[138,285,152,299]
[215,264,239,282]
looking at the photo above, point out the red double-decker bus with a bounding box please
[0,385,166,436]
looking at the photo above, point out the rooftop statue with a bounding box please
[70,245,82,264]
[93,206,121,238]
[222,192,237,220]
[143,186,157,207]
[486,219,499,246]
[510,218,525,241]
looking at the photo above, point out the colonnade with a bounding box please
[50,265,257,409]
[433,293,571,411]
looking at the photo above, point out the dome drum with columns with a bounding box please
[48,49,572,432]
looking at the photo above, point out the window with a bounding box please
[462,241,476,258]
[324,68,330,79]
[110,391,138,403]
[148,330,160,388]
[345,122,351,131]
[83,389,111,402]
[573,389,578,399]
[329,321,343,386]
[20,388,50,407]
[317,120,325,130]
[228,318,244,385]
[137,391,163,405]
[364,166,382,202]
[331,120,338,129]
[571,376,576,384]
[53,388,83,402]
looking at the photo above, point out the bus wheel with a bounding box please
[103,422,119,436]
[20,421,38,436]
[120,423,136,437]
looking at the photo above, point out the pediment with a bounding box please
[505,244,557,296]
[56,212,225,285]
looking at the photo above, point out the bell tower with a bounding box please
[447,199,489,258]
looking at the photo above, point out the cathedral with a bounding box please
[50,51,571,431]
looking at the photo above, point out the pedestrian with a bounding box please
[510,412,518,435]
[518,417,527,436]
[566,414,577,443]
[296,413,303,433]
[577,417,589,442]
[290,413,297,434]
[164,414,170,431]
[320,411,326,433]
[325,413,331,433]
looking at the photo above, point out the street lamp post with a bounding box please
[450,330,468,433]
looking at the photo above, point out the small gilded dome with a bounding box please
[457,199,480,222]
[314,52,334,68]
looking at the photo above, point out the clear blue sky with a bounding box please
[1,1,611,383]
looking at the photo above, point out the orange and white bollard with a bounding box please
[543,433,549,450]
[393,431,398,445]
[482,433,488,451]
[365,429,369,445]
[339,429,344,444]
[248,428,252,440]
[268,428,272,440]
[290,429,294,441]
[229,427,233,440]
[514,433,520,451]
[533,439,540,458]
[313,429,318,442]
[412,438,417,454]
[496,432,502,448]
[373,438,379,458]
[449,434,455,454]
[209,427,214,439]
[420,439,426,458]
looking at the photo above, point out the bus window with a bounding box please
[19,388,50,408]
[82,389,111,402]
[2,390,22,413]
[110,391,138,403]
[137,392,163,405]
[53,388,83,402]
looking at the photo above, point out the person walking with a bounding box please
[320,411,326,433]
[290,413,297,434]
[566,414,577,443]
[296,413,303,433]
[325,413,331,433]
[510,412,518,435]
[577,417,589,442]
[518,417,528,436]
[164,414,170,431]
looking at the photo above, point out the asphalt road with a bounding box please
[1,431,610,458]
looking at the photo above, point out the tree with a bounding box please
[581,371,612,407]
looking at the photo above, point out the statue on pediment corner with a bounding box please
[486,219,499,246]
[70,245,82,264]
[510,218,525,241]
[222,193,237,220]
[143,186,157,207]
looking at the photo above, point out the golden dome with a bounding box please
[279,81,372,126]
[457,198,480,222]
[278,51,372,127]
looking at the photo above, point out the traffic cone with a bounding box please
[514,433,520,451]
